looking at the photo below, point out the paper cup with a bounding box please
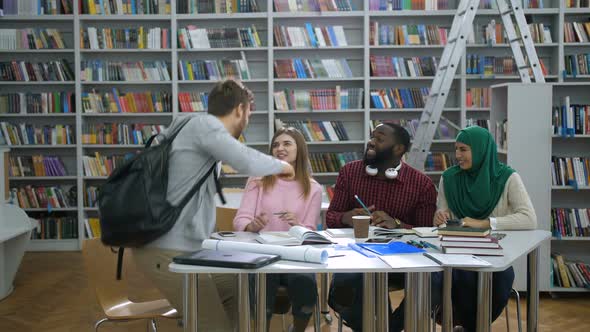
[352,215,371,238]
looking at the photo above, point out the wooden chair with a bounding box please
[216,206,238,232]
[82,239,179,332]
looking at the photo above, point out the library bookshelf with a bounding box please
[491,82,590,293]
[1,0,588,252]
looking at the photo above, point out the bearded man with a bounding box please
[326,122,437,332]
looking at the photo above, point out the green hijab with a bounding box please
[442,126,514,219]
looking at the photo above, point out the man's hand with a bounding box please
[371,210,400,229]
[462,217,491,229]
[245,213,269,232]
[434,209,451,226]
[279,161,295,180]
[342,205,375,226]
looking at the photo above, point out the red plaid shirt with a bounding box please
[326,160,437,228]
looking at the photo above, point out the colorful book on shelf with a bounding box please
[31,216,78,240]
[80,0,170,14]
[85,218,102,239]
[551,208,590,238]
[1,0,74,15]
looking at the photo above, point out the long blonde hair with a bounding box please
[261,127,312,199]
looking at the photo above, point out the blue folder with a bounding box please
[357,242,424,256]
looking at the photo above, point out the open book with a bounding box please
[326,226,413,238]
[256,226,333,245]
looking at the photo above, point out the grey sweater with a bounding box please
[147,114,284,251]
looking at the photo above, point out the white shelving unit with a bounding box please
[490,83,552,292]
[491,82,590,293]
[1,0,588,252]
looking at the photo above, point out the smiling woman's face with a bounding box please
[455,142,473,170]
[271,133,298,165]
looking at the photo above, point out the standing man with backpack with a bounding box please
[132,79,295,331]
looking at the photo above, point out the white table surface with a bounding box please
[170,231,442,274]
[413,229,551,272]
[0,227,32,243]
[170,229,551,274]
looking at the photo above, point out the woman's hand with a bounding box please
[245,212,269,232]
[462,217,491,229]
[279,212,300,227]
[434,209,451,226]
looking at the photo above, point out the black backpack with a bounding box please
[98,117,222,248]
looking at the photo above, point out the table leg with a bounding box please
[476,272,493,332]
[441,267,453,332]
[527,247,540,332]
[255,274,267,332]
[363,272,375,331]
[319,272,332,325]
[404,272,419,332]
[183,274,198,332]
[375,272,389,331]
[238,273,251,332]
[417,272,431,332]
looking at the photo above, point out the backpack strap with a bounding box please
[177,162,217,209]
[116,247,124,280]
[214,166,226,205]
[145,116,192,148]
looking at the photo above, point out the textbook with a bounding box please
[437,226,491,237]
[256,226,333,245]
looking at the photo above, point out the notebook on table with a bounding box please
[356,241,425,255]
[173,249,280,269]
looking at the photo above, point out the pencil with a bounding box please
[354,195,372,216]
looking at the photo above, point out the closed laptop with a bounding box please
[173,249,280,269]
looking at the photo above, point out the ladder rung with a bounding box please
[500,8,513,16]
[518,65,530,70]
[509,37,522,43]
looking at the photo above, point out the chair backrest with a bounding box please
[82,239,131,312]
[216,206,238,232]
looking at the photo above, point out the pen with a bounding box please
[354,195,372,216]
[419,241,440,251]
[406,240,423,248]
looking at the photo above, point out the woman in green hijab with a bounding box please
[432,126,537,331]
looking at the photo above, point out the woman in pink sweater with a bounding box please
[233,127,322,331]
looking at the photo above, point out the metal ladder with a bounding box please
[405,0,546,171]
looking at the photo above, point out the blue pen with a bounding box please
[354,194,372,216]
[348,243,376,258]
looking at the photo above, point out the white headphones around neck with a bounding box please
[365,162,402,179]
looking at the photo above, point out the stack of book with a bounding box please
[438,227,504,256]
